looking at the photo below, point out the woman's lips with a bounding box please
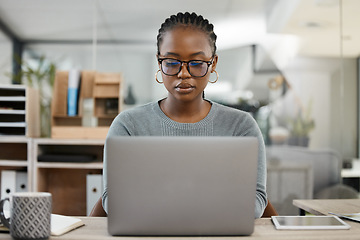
[175,83,195,94]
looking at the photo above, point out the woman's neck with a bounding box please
[159,97,211,123]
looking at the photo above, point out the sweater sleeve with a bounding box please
[102,112,133,213]
[241,113,268,218]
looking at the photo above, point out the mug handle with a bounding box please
[0,198,10,229]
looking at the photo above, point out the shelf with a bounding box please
[0,85,40,137]
[0,122,26,127]
[34,138,105,145]
[33,136,105,215]
[0,160,28,167]
[0,96,26,101]
[0,136,29,143]
[341,168,360,178]
[51,71,122,139]
[0,109,26,114]
[52,115,83,119]
[0,84,28,90]
[36,162,103,169]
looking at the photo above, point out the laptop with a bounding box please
[106,136,258,236]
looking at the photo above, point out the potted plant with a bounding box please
[287,100,315,147]
[7,55,56,137]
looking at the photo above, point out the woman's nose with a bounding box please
[177,63,191,79]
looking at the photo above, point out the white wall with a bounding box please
[22,43,359,158]
[0,29,12,84]
[283,57,357,159]
[24,43,160,104]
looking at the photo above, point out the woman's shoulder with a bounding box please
[119,102,157,117]
[211,101,252,118]
[111,102,157,126]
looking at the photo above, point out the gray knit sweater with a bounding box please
[102,100,267,218]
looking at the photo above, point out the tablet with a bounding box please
[271,216,351,230]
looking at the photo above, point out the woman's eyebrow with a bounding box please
[162,52,180,57]
[162,51,207,58]
[190,51,206,57]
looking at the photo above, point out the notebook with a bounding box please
[1,211,84,236]
[106,136,258,236]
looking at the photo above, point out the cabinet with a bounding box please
[0,137,32,194]
[32,138,104,216]
[0,84,40,137]
[267,161,313,215]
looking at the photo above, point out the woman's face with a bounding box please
[158,26,218,103]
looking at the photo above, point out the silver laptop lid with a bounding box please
[107,136,258,236]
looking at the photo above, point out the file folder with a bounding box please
[1,170,16,212]
[86,174,103,215]
[15,171,28,192]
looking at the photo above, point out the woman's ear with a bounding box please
[211,54,218,72]
[156,54,161,69]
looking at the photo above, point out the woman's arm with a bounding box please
[102,113,133,213]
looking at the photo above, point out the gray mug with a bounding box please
[0,192,52,240]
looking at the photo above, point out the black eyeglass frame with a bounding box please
[157,58,214,77]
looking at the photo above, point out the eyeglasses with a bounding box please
[157,58,214,77]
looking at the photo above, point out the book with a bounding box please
[0,213,85,236]
[67,69,81,116]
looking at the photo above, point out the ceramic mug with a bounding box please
[0,192,52,240]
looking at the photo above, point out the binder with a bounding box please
[67,69,81,116]
[15,171,28,192]
[1,170,16,212]
[86,174,103,215]
[1,170,16,199]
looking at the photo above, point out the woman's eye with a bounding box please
[165,61,180,67]
[189,61,203,67]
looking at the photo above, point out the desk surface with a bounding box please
[1,216,360,240]
[293,199,360,216]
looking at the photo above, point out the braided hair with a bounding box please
[157,12,217,56]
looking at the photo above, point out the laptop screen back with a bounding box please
[107,136,258,236]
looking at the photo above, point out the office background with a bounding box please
[0,0,359,215]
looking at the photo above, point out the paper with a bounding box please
[330,212,360,222]
[51,214,84,236]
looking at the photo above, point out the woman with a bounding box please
[102,12,267,218]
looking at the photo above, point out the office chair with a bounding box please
[89,197,107,217]
[89,197,278,218]
[261,200,278,218]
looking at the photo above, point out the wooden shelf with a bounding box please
[51,71,122,139]
[32,138,105,216]
[0,134,106,216]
